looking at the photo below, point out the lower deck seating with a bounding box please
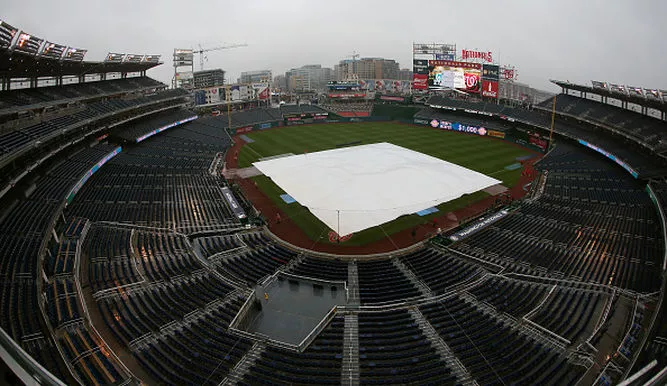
[242,315,344,385]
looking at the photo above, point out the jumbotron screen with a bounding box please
[428,60,481,93]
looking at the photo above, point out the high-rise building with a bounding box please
[273,74,287,91]
[193,69,226,89]
[334,57,400,80]
[239,70,272,84]
[285,64,333,91]
[398,68,413,81]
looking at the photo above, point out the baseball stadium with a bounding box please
[1,10,666,386]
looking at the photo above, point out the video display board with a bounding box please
[428,60,481,93]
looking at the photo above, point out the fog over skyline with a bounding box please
[3,0,666,92]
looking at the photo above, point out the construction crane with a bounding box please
[195,43,248,71]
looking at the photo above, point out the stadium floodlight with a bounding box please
[62,47,87,61]
[609,84,628,95]
[142,54,161,63]
[627,86,644,98]
[123,54,143,63]
[0,20,18,48]
[105,52,125,63]
[645,89,661,100]
[13,31,44,55]
[40,41,67,60]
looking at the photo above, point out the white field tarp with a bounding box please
[253,142,501,236]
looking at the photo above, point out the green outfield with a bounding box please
[237,122,533,246]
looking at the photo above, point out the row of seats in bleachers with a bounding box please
[321,102,373,114]
[216,243,296,285]
[46,218,89,276]
[206,108,282,130]
[135,296,251,385]
[66,123,239,234]
[651,180,667,217]
[278,104,328,116]
[194,232,274,259]
[135,231,203,281]
[98,272,235,345]
[357,260,421,304]
[529,288,605,344]
[287,256,349,282]
[0,144,127,371]
[537,94,667,143]
[194,234,243,257]
[422,96,663,173]
[114,108,196,141]
[450,142,663,293]
[45,278,83,327]
[399,248,484,295]
[0,77,165,111]
[83,225,136,292]
[0,88,188,160]
[357,309,456,385]
[58,327,125,385]
[467,276,548,319]
[241,314,344,385]
[419,297,585,385]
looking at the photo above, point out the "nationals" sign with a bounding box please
[461,49,493,63]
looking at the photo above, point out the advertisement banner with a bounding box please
[208,87,221,103]
[529,136,548,150]
[413,59,429,74]
[221,187,246,220]
[481,80,499,98]
[435,53,455,60]
[429,119,488,136]
[449,210,509,241]
[380,96,405,102]
[501,67,517,81]
[577,139,638,178]
[482,64,500,80]
[487,130,505,139]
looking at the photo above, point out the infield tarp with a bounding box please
[253,143,500,235]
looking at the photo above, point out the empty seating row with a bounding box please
[0,89,188,160]
[420,298,585,385]
[358,309,456,385]
[242,315,344,385]
[0,77,165,110]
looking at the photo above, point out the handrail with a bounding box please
[0,327,67,386]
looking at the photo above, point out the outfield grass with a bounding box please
[238,122,532,246]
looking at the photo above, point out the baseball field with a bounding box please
[236,122,533,246]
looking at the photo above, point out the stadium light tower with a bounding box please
[195,43,248,71]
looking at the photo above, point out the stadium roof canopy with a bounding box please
[0,49,160,79]
[551,79,667,113]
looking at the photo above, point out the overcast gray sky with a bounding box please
[3,0,666,91]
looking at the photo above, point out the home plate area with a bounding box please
[253,143,501,236]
